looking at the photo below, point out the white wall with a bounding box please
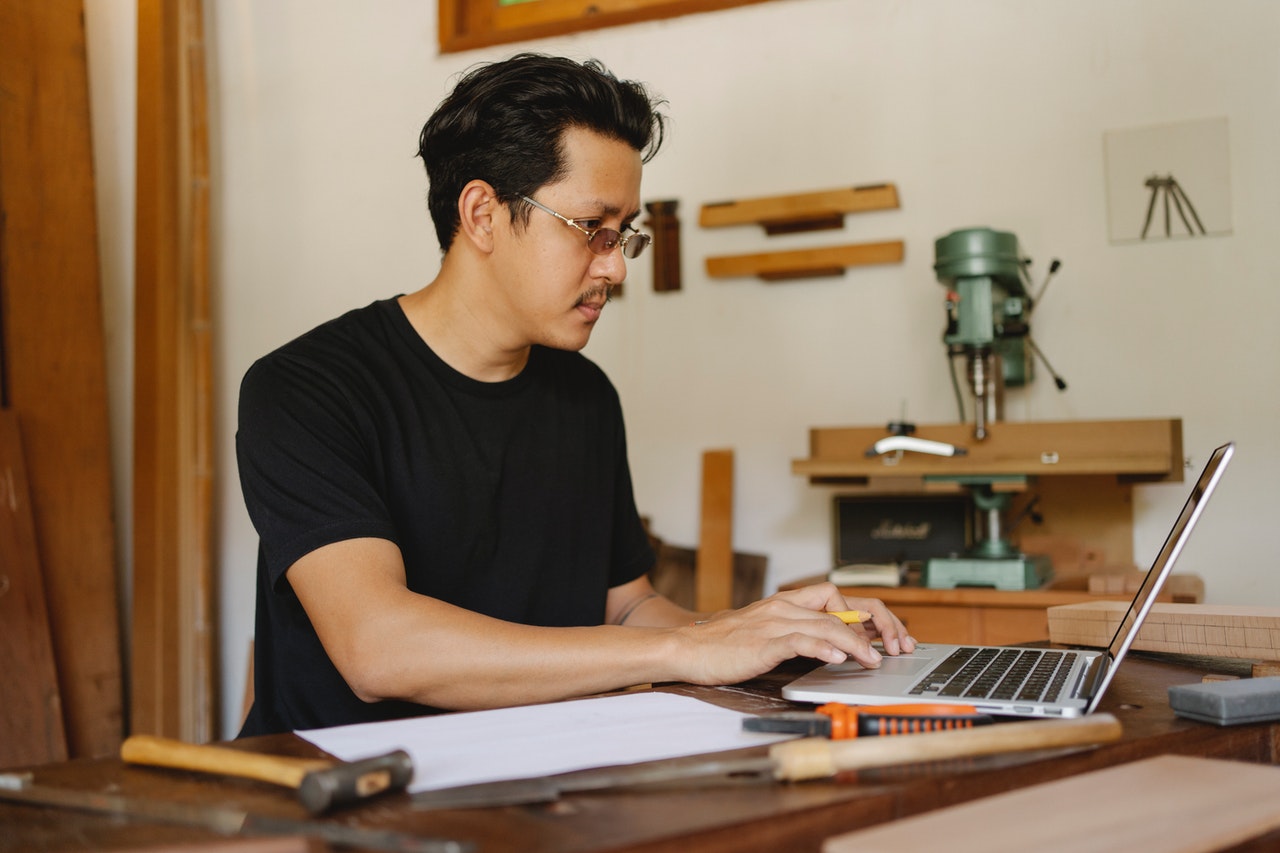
[86,0,1280,739]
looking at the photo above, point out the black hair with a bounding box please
[417,53,667,251]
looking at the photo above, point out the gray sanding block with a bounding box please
[1167,676,1280,726]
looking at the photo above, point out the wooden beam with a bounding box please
[696,450,735,613]
[133,0,216,741]
[440,0,780,54]
[700,184,901,231]
[706,241,905,281]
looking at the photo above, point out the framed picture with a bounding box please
[1104,117,1232,244]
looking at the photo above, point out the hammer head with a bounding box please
[297,749,414,814]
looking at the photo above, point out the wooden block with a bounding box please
[1047,601,1280,660]
[696,450,735,613]
[700,184,900,231]
[1088,569,1204,603]
[823,755,1280,853]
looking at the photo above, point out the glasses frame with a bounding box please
[518,195,651,259]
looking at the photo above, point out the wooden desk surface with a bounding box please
[2,654,1277,853]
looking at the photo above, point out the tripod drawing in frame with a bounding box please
[1140,173,1206,239]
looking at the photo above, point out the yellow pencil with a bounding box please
[829,610,868,624]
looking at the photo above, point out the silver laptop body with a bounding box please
[781,442,1234,718]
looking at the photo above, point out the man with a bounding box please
[237,53,914,736]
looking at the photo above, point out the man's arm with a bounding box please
[290,537,915,712]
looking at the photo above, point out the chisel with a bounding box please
[409,712,1122,810]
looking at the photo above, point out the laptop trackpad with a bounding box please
[804,646,953,687]
[868,654,938,675]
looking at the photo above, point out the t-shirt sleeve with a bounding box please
[235,352,398,588]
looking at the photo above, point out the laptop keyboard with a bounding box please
[908,647,1074,703]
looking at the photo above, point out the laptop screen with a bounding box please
[1087,442,1234,709]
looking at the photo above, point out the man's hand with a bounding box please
[671,582,916,686]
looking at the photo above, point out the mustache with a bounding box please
[575,283,618,307]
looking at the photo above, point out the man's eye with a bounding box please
[577,219,603,230]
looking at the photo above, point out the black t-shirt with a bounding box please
[236,298,654,735]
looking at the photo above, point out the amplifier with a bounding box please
[833,495,970,565]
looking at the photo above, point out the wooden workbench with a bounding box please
[1,653,1277,852]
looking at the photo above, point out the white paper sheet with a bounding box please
[296,691,789,793]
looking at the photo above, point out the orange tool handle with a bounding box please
[817,702,990,739]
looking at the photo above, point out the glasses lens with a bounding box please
[587,229,621,255]
[622,233,651,259]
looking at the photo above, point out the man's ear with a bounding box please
[457,180,498,252]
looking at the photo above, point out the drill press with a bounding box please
[924,227,1062,590]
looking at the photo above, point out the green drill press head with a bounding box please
[935,227,1032,386]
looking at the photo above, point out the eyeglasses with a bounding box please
[519,195,651,259]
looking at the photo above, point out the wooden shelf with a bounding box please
[792,418,1183,484]
[706,240,904,282]
[700,184,900,234]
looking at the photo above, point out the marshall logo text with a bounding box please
[870,520,931,541]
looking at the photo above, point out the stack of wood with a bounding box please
[1,0,123,767]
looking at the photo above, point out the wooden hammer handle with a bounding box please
[121,734,333,789]
[768,712,1123,781]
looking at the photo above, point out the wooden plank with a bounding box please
[792,418,1183,482]
[1048,601,1280,660]
[133,0,216,741]
[440,0,779,54]
[695,450,735,613]
[700,184,900,229]
[0,411,68,766]
[0,0,123,758]
[824,755,1280,853]
[705,241,905,280]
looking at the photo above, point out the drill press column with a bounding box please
[923,476,1053,591]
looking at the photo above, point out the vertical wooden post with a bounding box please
[133,0,216,741]
[696,449,735,613]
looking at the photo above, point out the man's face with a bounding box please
[490,126,644,353]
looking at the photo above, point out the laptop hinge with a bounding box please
[1076,653,1111,700]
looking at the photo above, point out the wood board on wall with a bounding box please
[0,0,123,758]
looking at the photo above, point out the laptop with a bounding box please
[782,442,1235,718]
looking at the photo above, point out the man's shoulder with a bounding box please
[270,299,400,357]
[247,299,402,377]
[238,299,416,420]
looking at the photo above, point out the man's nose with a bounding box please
[591,243,628,285]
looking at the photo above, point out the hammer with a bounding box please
[121,734,414,814]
